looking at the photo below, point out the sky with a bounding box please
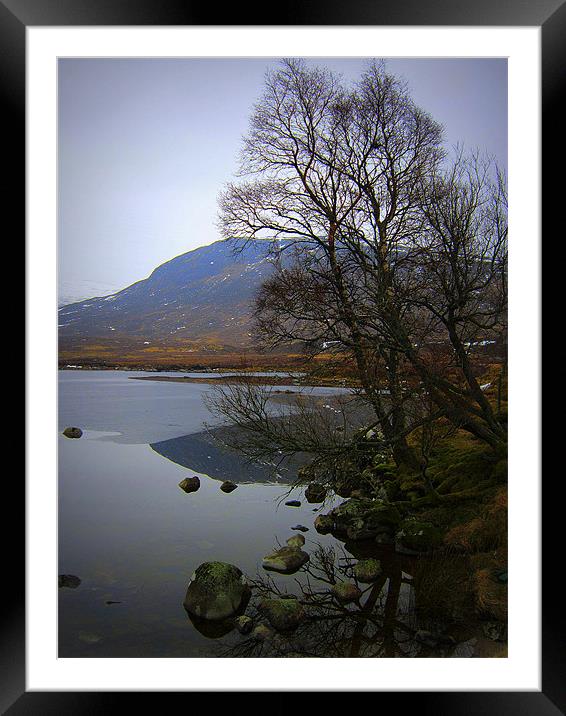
[58,58,507,304]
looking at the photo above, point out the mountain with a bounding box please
[58,239,278,361]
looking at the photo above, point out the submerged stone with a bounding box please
[183,561,250,621]
[291,525,309,532]
[262,546,310,574]
[285,500,301,507]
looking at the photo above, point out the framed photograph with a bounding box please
[9,0,553,710]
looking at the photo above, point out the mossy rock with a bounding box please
[353,558,382,583]
[183,561,250,621]
[314,514,334,534]
[331,582,362,604]
[262,546,310,574]
[395,520,443,554]
[286,534,305,548]
[259,597,306,631]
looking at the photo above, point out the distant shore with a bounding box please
[129,374,355,389]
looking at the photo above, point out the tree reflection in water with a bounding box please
[217,543,476,658]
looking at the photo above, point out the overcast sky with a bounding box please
[58,57,507,304]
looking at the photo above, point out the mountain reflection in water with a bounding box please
[150,427,306,485]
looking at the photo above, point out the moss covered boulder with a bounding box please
[286,534,305,548]
[395,519,442,554]
[331,581,362,604]
[353,558,382,583]
[262,546,309,574]
[259,597,306,631]
[183,561,250,620]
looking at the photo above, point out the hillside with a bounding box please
[58,239,277,362]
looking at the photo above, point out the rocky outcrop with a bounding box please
[183,561,250,620]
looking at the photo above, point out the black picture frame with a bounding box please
[8,0,554,712]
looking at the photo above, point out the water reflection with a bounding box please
[211,543,480,658]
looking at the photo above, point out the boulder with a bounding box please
[353,558,382,583]
[304,483,327,503]
[259,597,306,631]
[179,476,200,493]
[234,615,253,635]
[183,562,250,620]
[395,519,442,554]
[291,525,309,532]
[62,427,82,439]
[262,546,310,574]
[331,582,362,604]
[314,514,334,534]
[220,480,238,493]
[58,574,81,589]
[285,500,301,507]
[286,534,305,548]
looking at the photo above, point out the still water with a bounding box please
[58,370,482,658]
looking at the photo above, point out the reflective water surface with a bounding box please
[59,370,490,657]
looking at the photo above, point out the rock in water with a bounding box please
[234,615,253,634]
[58,574,81,589]
[304,483,327,503]
[331,582,362,604]
[62,427,82,439]
[314,514,333,534]
[353,558,382,583]
[291,525,309,532]
[285,500,301,507]
[183,562,250,620]
[262,546,309,574]
[220,481,238,493]
[179,476,200,493]
[286,534,305,548]
[259,597,306,631]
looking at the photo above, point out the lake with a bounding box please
[58,370,484,658]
